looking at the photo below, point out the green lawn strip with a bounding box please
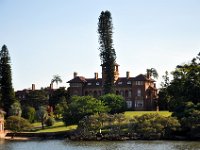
[32,121,64,128]
[124,111,172,119]
[31,121,77,133]
[35,125,77,133]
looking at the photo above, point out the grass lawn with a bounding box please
[31,121,77,133]
[124,111,172,119]
[30,111,171,133]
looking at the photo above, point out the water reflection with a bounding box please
[0,139,200,150]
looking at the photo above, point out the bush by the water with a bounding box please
[74,113,180,140]
[128,113,180,139]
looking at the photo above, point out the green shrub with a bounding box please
[5,116,33,133]
[45,117,55,126]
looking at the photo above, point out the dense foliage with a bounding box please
[99,94,127,114]
[5,116,32,133]
[0,45,16,115]
[45,116,55,126]
[9,101,22,117]
[159,53,200,110]
[49,87,67,109]
[98,10,116,94]
[24,90,49,109]
[22,106,36,123]
[63,96,108,125]
[172,102,200,139]
[74,113,180,140]
[129,114,180,139]
[36,106,49,129]
[158,52,200,139]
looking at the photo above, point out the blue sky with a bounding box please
[0,0,200,90]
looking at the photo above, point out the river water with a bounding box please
[0,140,200,150]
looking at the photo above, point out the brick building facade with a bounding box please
[67,64,158,111]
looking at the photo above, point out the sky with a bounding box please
[0,0,200,91]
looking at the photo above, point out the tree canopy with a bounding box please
[63,96,108,125]
[5,116,32,133]
[99,94,127,114]
[98,10,116,94]
[0,45,16,115]
[158,52,200,110]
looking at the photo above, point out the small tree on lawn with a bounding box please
[36,106,48,129]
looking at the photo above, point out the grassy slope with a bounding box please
[30,111,171,133]
[31,121,77,133]
[124,111,172,119]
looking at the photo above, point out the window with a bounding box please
[118,82,122,85]
[96,82,99,85]
[135,100,144,108]
[137,89,141,96]
[120,91,124,96]
[128,90,132,98]
[126,101,132,108]
[70,83,82,87]
[125,90,128,97]
[87,83,92,85]
[136,81,143,85]
[127,81,131,85]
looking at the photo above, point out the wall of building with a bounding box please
[0,118,5,138]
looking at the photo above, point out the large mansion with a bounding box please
[67,63,158,111]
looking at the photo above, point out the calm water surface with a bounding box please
[0,139,200,150]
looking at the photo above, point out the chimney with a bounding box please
[94,72,98,80]
[50,83,53,89]
[32,84,35,91]
[74,72,78,78]
[126,71,130,79]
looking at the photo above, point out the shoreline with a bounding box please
[2,136,33,141]
[1,130,199,141]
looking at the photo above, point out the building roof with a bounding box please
[133,74,155,82]
[67,76,87,83]
[67,74,156,85]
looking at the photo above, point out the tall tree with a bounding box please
[146,68,159,79]
[51,74,62,88]
[158,71,171,110]
[98,10,116,94]
[0,45,16,115]
[160,52,200,110]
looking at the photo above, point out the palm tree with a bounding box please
[51,75,62,88]
[146,68,158,79]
